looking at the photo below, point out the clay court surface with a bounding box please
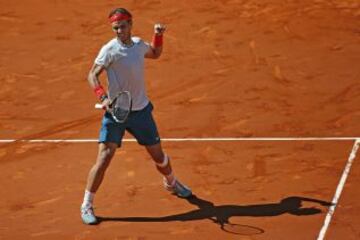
[1,0,360,239]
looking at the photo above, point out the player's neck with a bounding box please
[118,36,133,47]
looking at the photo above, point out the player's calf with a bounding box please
[155,154,193,198]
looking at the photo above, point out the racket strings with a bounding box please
[112,92,132,123]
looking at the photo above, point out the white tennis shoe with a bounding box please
[163,178,192,198]
[81,205,98,225]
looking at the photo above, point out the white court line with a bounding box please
[0,137,360,143]
[317,139,360,240]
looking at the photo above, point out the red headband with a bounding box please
[109,13,131,23]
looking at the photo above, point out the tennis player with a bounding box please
[80,8,192,225]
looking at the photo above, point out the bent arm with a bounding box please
[145,23,166,59]
[88,63,110,107]
[88,63,106,88]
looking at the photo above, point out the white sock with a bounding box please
[82,190,95,208]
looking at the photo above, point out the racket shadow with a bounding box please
[97,195,332,234]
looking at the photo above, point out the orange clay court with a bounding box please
[0,0,360,239]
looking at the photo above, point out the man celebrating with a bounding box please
[81,8,192,225]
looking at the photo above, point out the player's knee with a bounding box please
[98,143,116,157]
[96,146,115,170]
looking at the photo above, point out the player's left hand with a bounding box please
[154,23,166,35]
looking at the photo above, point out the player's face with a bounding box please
[112,20,132,41]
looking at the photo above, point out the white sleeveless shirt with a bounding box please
[95,37,150,110]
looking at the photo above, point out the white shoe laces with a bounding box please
[82,206,94,215]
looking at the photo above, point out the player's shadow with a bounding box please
[97,195,332,228]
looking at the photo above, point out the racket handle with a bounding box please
[95,103,105,109]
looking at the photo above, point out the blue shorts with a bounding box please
[99,102,160,147]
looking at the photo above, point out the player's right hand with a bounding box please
[101,98,112,111]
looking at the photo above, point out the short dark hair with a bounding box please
[108,8,132,23]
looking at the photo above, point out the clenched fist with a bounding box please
[154,23,166,35]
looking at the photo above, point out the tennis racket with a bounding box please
[95,91,132,123]
[221,222,264,235]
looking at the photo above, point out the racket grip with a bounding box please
[95,103,105,109]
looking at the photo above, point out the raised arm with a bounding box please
[145,23,166,59]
